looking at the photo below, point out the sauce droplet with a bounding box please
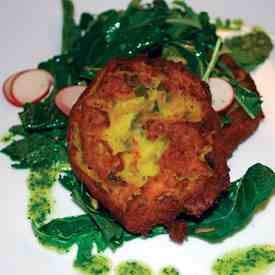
[74,255,112,275]
[115,261,153,275]
[212,245,275,275]
[160,266,181,275]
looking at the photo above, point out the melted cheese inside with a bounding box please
[102,84,202,187]
[118,129,167,187]
[103,97,146,154]
[159,95,202,121]
[103,96,168,187]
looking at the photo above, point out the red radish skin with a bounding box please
[55,86,87,116]
[2,71,29,106]
[3,73,21,106]
[208,77,234,112]
[11,69,54,106]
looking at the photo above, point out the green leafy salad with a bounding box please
[1,0,275,274]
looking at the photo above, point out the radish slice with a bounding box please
[11,69,54,106]
[3,73,22,106]
[55,85,86,116]
[2,70,30,106]
[208,77,234,112]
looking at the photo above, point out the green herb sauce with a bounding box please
[74,255,111,275]
[213,245,275,275]
[28,167,60,225]
[160,266,181,275]
[0,132,14,144]
[115,261,153,275]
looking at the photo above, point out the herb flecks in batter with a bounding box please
[103,94,169,187]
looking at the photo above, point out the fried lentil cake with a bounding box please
[219,54,264,158]
[68,56,229,237]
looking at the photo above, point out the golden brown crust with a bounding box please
[219,54,264,158]
[68,56,230,236]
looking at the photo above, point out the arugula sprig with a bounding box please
[166,1,218,77]
[59,171,166,247]
[231,82,263,119]
[188,163,275,241]
[32,170,166,266]
[31,162,275,265]
[216,60,263,119]
[1,126,67,169]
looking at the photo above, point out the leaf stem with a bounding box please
[202,37,222,82]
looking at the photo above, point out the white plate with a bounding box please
[0,1,275,275]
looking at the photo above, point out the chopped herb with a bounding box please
[152,101,160,112]
[135,85,148,97]
[220,114,232,128]
[107,172,121,182]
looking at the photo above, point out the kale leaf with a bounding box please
[59,171,166,249]
[72,0,169,72]
[163,43,203,76]
[32,170,166,265]
[32,215,108,265]
[225,31,273,72]
[165,1,218,77]
[1,128,67,169]
[188,163,275,241]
